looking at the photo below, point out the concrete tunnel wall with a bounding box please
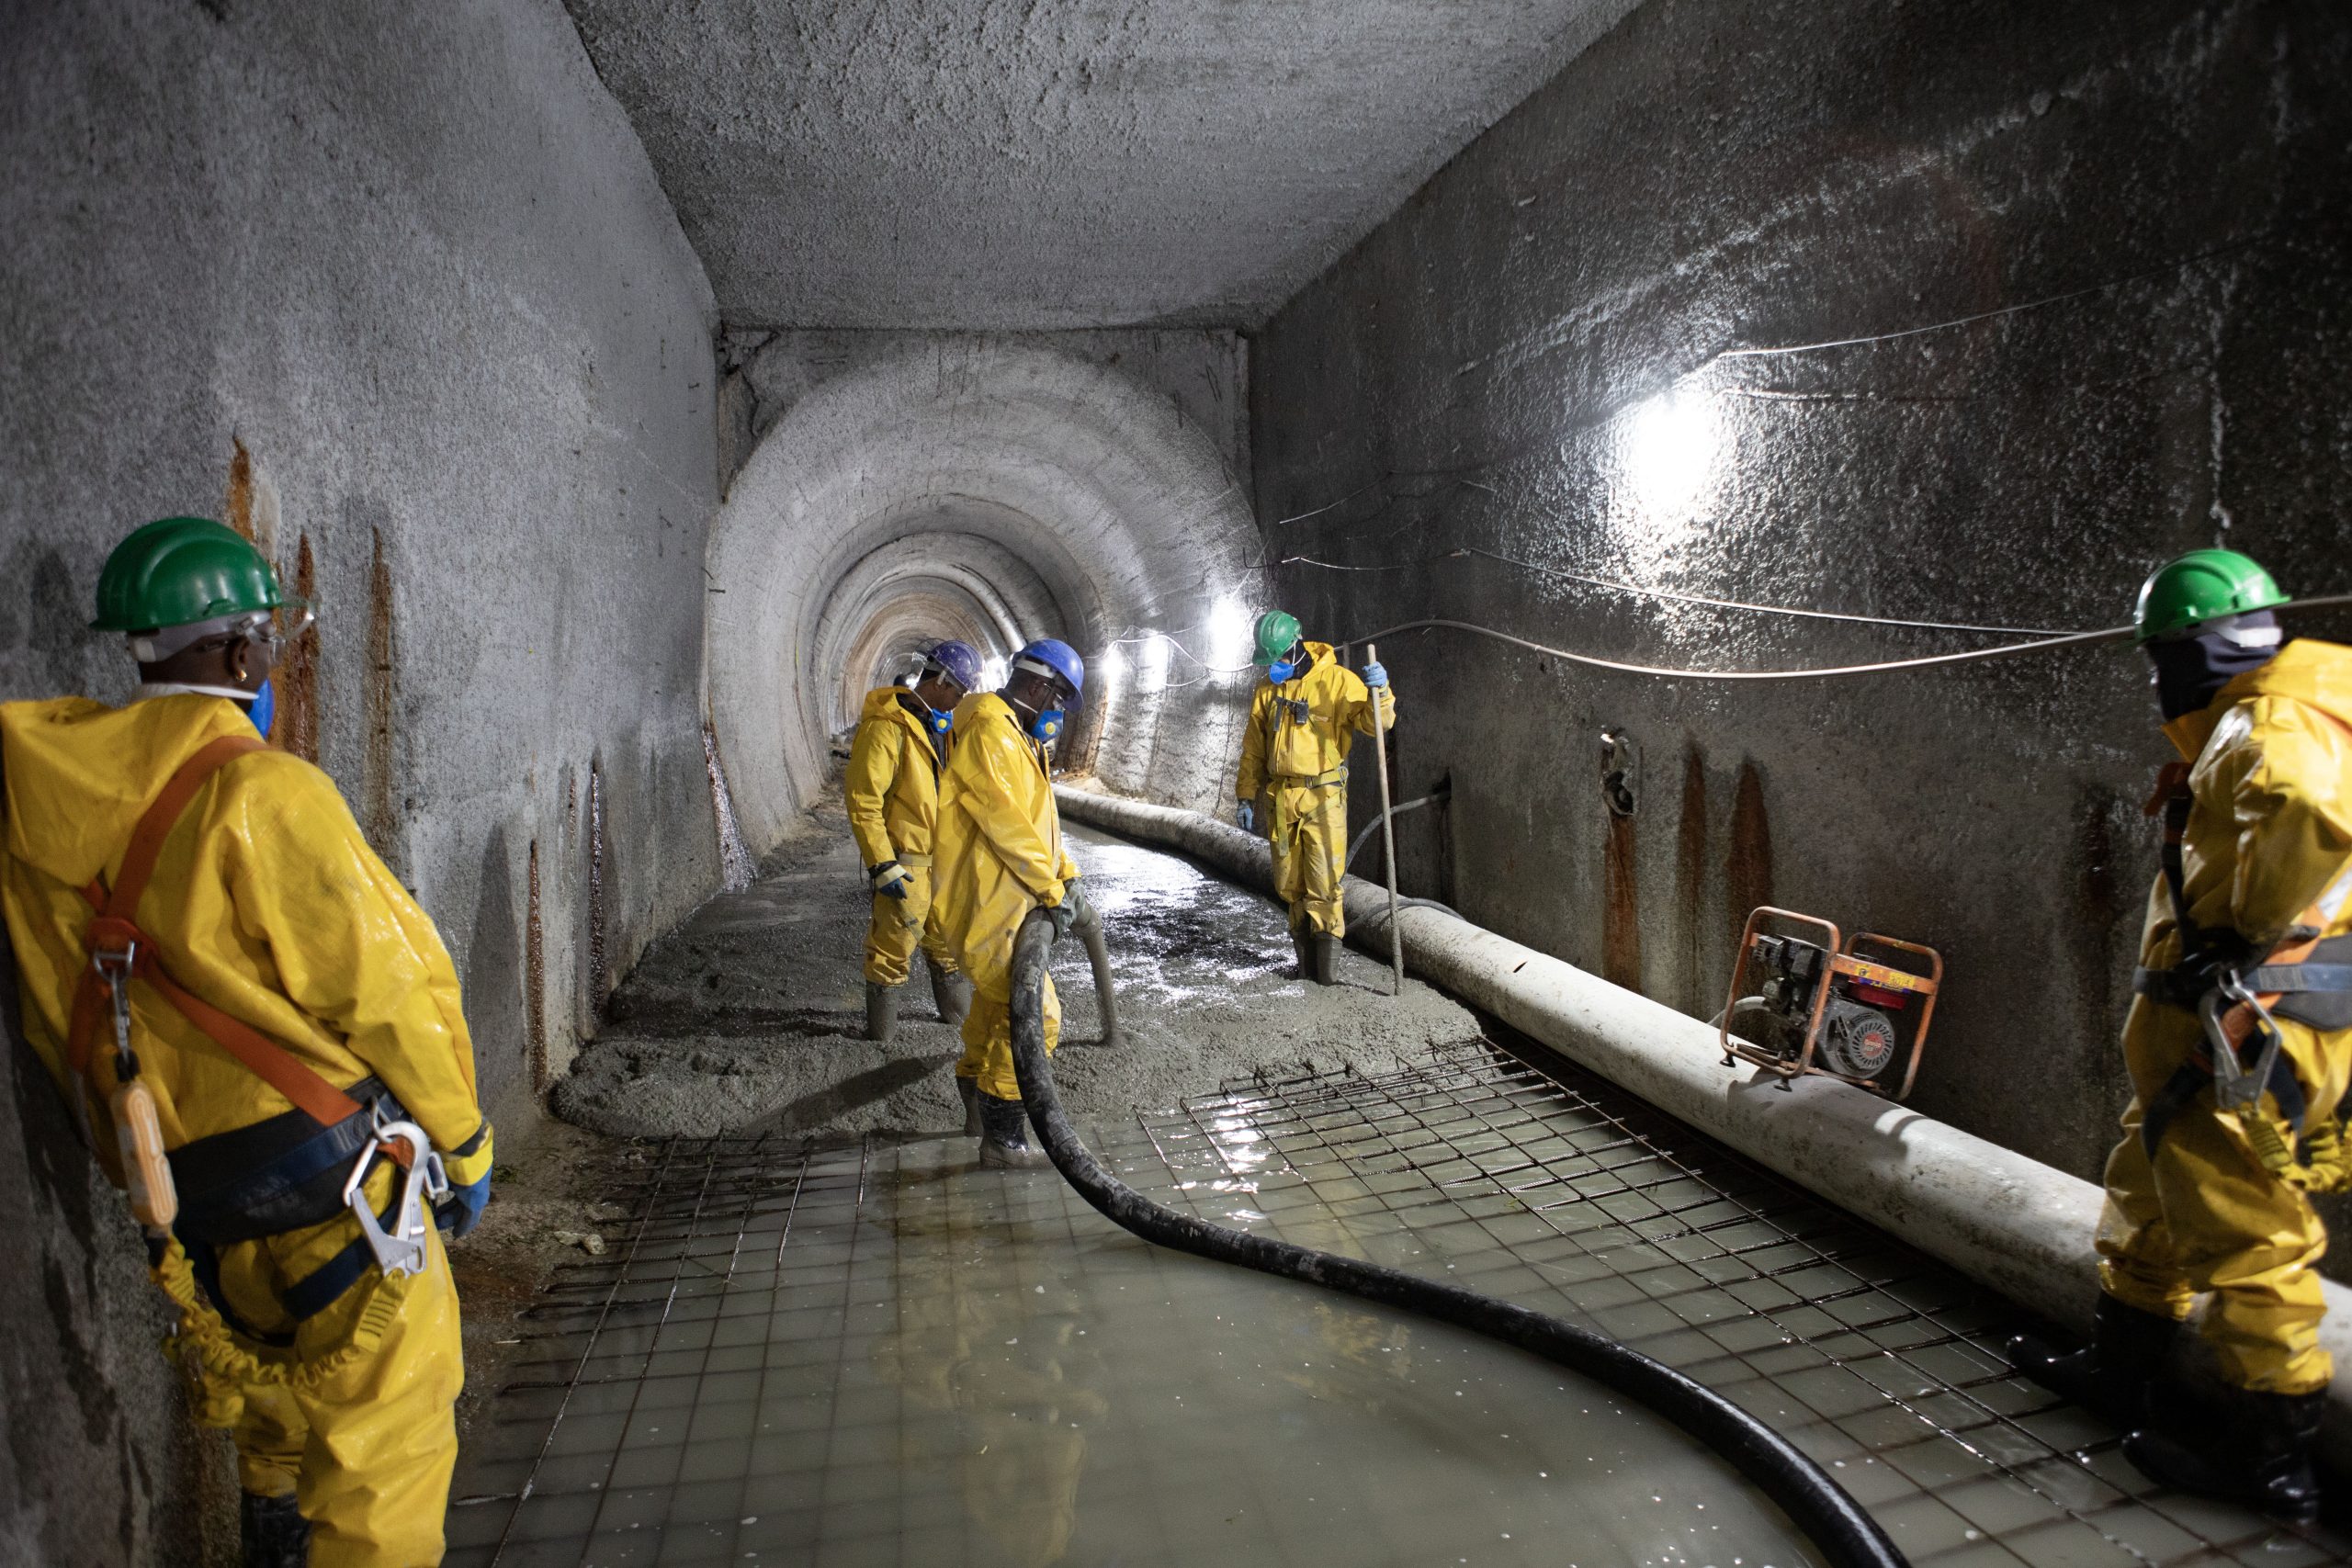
[1251,0,2352,1234]
[704,334,1266,853]
[0,3,722,1560]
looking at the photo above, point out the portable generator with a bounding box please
[1718,907,1940,1099]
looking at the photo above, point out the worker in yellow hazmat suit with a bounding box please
[933,637,1087,1168]
[1232,610,1395,985]
[845,640,981,1043]
[2012,549,2352,1522]
[1,517,492,1566]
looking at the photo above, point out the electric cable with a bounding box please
[1284,547,2079,637]
[1006,910,1908,1568]
[1334,594,2352,683]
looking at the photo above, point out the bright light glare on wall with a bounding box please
[981,656,1009,692]
[1623,388,1718,519]
[1101,643,1126,682]
[1207,597,1251,671]
[1140,634,1172,693]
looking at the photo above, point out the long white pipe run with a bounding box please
[1054,784,2352,1454]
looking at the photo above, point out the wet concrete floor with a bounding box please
[458,817,2352,1567]
[556,812,1483,1141]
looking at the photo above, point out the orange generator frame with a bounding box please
[1718,907,1940,1100]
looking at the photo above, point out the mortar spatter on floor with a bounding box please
[553,811,1484,1140]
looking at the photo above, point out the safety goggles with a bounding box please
[126,606,315,664]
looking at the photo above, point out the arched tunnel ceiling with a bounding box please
[707,340,1261,852]
[560,0,1641,329]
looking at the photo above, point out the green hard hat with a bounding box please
[2133,548,2289,644]
[1252,609,1302,667]
[91,516,290,632]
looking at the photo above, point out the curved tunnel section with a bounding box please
[707,340,1265,855]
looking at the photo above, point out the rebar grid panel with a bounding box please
[1137,1038,2348,1568]
[447,1046,2351,1568]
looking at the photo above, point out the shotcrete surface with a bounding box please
[561,0,1642,328]
[555,815,1481,1139]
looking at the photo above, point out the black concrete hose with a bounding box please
[1007,912,1907,1568]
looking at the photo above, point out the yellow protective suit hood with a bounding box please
[3,694,255,888]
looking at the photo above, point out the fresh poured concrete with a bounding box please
[483,821,2350,1566]
[556,811,1481,1141]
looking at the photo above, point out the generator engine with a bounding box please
[1721,910,1940,1099]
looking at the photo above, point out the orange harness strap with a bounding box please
[64,735,365,1130]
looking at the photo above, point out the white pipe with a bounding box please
[1053,784,2352,1454]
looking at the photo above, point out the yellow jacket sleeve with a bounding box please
[2225,700,2352,945]
[225,760,487,1161]
[843,716,900,871]
[1235,687,1270,801]
[962,728,1069,907]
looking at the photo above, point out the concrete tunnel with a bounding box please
[4,2,2352,1564]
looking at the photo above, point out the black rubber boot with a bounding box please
[978,1091,1046,1169]
[865,981,898,1043]
[956,1075,983,1137]
[927,957,972,1026]
[240,1492,311,1568]
[2008,1294,2181,1428]
[1289,926,1310,979]
[1307,932,1339,986]
[2125,1385,2326,1523]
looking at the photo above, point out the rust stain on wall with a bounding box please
[1725,761,1774,955]
[224,439,254,538]
[586,760,610,1017]
[360,529,400,865]
[1603,812,1642,992]
[276,533,321,761]
[526,840,548,1089]
[1675,746,1708,1012]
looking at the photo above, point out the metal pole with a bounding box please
[1364,643,1404,997]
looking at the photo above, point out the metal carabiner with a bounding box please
[342,1109,450,1280]
[2200,970,2287,1116]
[91,941,138,1067]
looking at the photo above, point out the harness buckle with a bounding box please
[342,1107,448,1280]
[2200,970,2286,1116]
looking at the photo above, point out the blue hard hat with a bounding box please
[925,639,984,692]
[1012,637,1085,698]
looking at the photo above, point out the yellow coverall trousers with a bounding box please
[2098,1010,2348,1394]
[1268,774,1349,937]
[864,857,956,987]
[957,969,1061,1103]
[170,1162,462,1564]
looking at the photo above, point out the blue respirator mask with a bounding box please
[926,706,952,737]
[242,678,276,739]
[1026,707,1067,742]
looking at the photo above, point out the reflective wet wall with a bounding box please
[0,4,721,1557]
[1252,2,2352,1207]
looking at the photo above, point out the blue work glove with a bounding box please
[1235,799,1256,834]
[1361,660,1388,689]
[869,860,912,900]
[436,1170,491,1238]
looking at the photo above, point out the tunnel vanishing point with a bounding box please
[6,2,2352,1564]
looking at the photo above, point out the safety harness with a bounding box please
[63,734,447,1348]
[2132,760,2352,1185]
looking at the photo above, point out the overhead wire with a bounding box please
[1332,594,2352,683]
[1283,546,2080,637]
